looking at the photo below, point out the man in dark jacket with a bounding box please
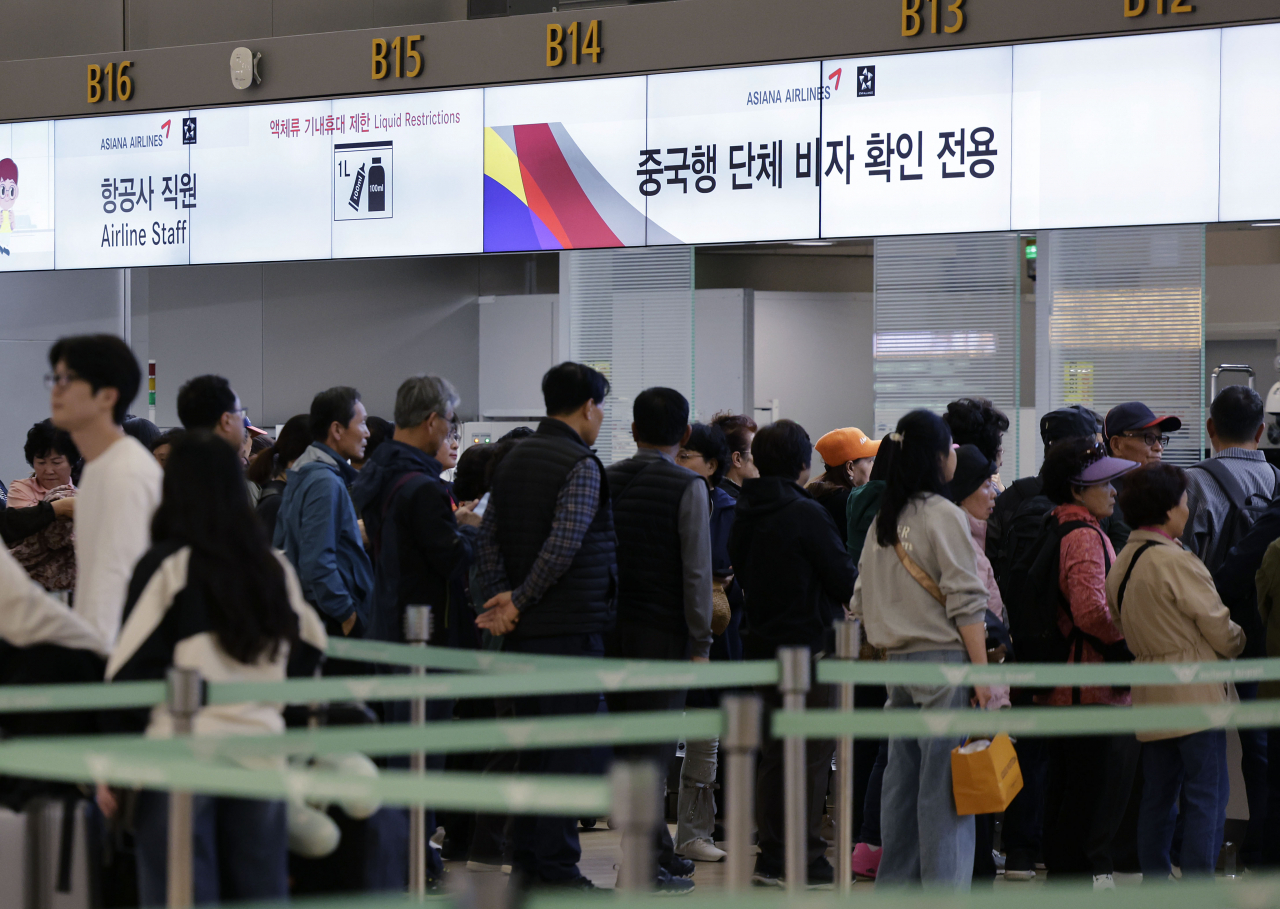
[605,387,712,891]
[351,375,480,647]
[474,362,616,891]
[729,418,854,887]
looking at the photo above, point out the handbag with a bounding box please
[710,578,732,635]
[951,732,1023,815]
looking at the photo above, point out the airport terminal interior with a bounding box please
[2,1,1280,907]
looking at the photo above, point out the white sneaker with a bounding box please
[679,838,727,863]
[1003,869,1036,881]
[1093,873,1116,891]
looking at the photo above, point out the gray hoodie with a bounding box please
[852,492,987,654]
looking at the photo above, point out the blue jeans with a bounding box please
[1138,729,1229,878]
[134,791,287,906]
[877,650,974,890]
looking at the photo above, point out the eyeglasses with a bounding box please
[676,450,706,463]
[43,371,82,390]
[1120,431,1170,448]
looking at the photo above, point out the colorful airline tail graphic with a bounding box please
[483,122,679,252]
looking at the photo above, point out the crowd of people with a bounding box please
[4,332,1280,900]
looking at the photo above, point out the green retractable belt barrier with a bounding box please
[816,656,1280,687]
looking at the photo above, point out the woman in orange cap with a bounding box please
[807,427,880,537]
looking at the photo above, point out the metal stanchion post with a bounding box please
[721,694,762,893]
[404,605,432,899]
[611,761,660,893]
[165,667,203,909]
[834,620,858,894]
[778,646,811,893]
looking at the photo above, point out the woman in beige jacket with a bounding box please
[1108,463,1245,881]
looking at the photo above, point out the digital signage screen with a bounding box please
[0,120,55,271]
[1010,30,1220,230]
[188,100,334,265]
[55,111,192,269]
[646,62,822,245]
[820,47,1012,239]
[331,90,483,259]
[482,76,649,252]
[1219,24,1280,223]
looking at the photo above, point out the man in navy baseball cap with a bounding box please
[1103,402,1182,466]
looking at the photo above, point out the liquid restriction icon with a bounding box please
[334,141,393,221]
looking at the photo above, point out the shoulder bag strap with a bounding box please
[894,543,946,607]
[1115,540,1159,616]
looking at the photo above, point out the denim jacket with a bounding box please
[274,442,373,629]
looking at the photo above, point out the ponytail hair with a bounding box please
[246,414,311,486]
[875,410,952,548]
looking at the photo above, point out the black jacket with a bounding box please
[351,440,475,644]
[256,479,287,544]
[489,418,617,639]
[1214,499,1280,660]
[607,453,699,635]
[730,477,855,660]
[0,502,55,548]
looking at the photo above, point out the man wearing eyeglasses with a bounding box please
[175,374,248,451]
[46,334,163,648]
[1103,402,1183,530]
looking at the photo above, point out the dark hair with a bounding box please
[499,426,534,442]
[150,432,298,664]
[1040,437,1106,506]
[47,334,140,425]
[711,412,758,459]
[542,362,610,416]
[246,414,311,486]
[943,397,1009,463]
[24,419,79,467]
[453,443,496,501]
[875,410,952,548]
[150,427,186,454]
[363,416,394,461]
[683,422,731,486]
[633,387,690,446]
[1117,462,1189,528]
[123,416,161,450]
[868,434,898,483]
[1210,385,1265,445]
[752,419,812,479]
[176,375,237,431]
[309,386,361,443]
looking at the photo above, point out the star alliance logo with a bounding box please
[857,65,875,97]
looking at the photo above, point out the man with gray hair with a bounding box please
[352,374,481,646]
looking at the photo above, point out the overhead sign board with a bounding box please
[2,23,1278,270]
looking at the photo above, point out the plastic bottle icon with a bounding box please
[368,157,385,213]
[348,163,366,211]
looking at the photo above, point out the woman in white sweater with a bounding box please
[106,432,326,906]
[852,410,989,890]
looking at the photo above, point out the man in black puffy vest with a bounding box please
[474,362,616,892]
[605,387,713,892]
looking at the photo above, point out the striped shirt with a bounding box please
[1182,448,1280,563]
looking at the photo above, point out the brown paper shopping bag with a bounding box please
[950,732,1023,816]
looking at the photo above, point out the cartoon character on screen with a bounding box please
[0,158,17,233]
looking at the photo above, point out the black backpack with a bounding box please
[992,483,1054,606]
[1189,458,1280,575]
[1003,511,1130,672]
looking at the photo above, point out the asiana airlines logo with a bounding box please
[745,85,832,106]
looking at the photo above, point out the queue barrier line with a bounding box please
[0,679,166,712]
[774,699,1280,739]
[524,877,1280,909]
[817,656,1280,687]
[7,654,1280,716]
[0,745,611,816]
[0,709,725,763]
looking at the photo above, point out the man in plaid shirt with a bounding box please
[475,362,616,891]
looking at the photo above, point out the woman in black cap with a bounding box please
[1037,438,1140,889]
